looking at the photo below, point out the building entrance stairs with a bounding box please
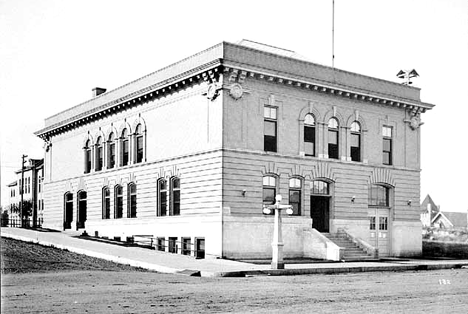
[324,233,377,261]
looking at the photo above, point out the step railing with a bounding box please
[337,228,378,258]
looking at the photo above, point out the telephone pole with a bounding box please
[20,154,27,227]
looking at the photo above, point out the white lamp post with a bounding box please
[263,195,294,269]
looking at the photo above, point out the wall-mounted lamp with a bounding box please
[351,196,356,203]
[242,189,246,197]
[407,200,412,206]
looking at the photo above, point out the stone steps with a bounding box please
[324,233,375,261]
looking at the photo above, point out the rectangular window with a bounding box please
[157,237,165,251]
[173,190,180,215]
[379,217,388,230]
[136,136,143,163]
[181,238,191,256]
[108,143,115,169]
[96,146,103,171]
[85,150,91,173]
[369,185,389,207]
[383,126,392,165]
[158,179,167,217]
[304,126,315,156]
[168,237,177,253]
[263,188,275,205]
[128,184,137,218]
[328,130,339,159]
[170,178,181,216]
[115,186,123,219]
[289,190,301,215]
[122,139,129,166]
[350,133,361,162]
[264,107,277,152]
[370,216,376,230]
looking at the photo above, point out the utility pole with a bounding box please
[20,154,27,227]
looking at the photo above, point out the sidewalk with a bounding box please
[2,227,468,277]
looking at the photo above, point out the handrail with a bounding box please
[337,228,378,258]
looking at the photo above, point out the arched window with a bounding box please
[115,185,123,218]
[121,129,129,166]
[170,177,180,216]
[107,132,116,169]
[328,118,339,159]
[304,114,316,157]
[350,121,361,162]
[95,137,103,171]
[369,185,390,207]
[157,178,167,217]
[134,124,144,164]
[128,183,137,218]
[289,178,302,215]
[77,191,87,229]
[310,180,330,195]
[102,187,110,219]
[84,140,92,173]
[263,176,276,205]
[64,192,73,229]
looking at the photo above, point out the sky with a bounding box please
[1,0,467,212]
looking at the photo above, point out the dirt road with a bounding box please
[2,237,467,313]
[3,268,467,313]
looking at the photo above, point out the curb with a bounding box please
[207,263,468,277]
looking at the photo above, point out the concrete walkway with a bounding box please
[2,227,468,277]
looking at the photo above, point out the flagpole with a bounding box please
[332,0,335,68]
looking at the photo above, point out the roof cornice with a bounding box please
[35,60,222,140]
[223,63,435,112]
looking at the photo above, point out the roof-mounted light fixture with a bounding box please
[396,69,419,85]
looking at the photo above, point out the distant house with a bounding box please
[420,194,468,229]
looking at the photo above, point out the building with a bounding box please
[421,195,468,229]
[34,40,434,259]
[4,158,44,226]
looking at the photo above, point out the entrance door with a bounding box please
[64,193,73,230]
[310,196,330,232]
[77,191,87,229]
[369,208,390,256]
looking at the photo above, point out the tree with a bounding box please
[7,200,32,218]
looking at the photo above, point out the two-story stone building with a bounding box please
[5,158,44,226]
[35,40,434,260]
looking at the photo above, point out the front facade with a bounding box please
[35,40,434,259]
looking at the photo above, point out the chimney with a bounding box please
[92,87,107,97]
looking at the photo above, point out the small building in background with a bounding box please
[420,194,468,229]
[3,158,44,226]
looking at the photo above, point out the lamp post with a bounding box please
[263,195,293,269]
